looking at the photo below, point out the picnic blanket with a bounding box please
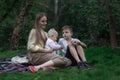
[0,53,30,73]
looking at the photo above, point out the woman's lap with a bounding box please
[28,52,55,65]
[28,52,71,67]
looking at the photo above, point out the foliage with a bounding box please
[0,0,120,49]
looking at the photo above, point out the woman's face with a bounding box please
[62,29,73,40]
[39,16,47,29]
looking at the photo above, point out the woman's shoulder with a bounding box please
[28,29,36,37]
[29,28,36,34]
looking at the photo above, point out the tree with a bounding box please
[54,0,59,27]
[10,0,33,50]
[0,0,19,24]
[105,0,117,48]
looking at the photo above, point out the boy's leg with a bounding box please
[65,46,77,66]
[76,45,91,69]
[76,45,86,62]
[68,44,81,62]
[65,46,87,69]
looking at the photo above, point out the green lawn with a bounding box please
[0,47,120,80]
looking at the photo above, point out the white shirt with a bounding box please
[58,38,80,55]
[45,38,61,54]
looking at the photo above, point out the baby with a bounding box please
[45,28,63,54]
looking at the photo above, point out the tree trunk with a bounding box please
[54,0,59,27]
[10,0,33,50]
[105,0,117,48]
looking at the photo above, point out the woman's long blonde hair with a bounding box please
[33,12,47,45]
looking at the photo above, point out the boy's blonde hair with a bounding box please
[61,25,73,33]
[48,28,58,37]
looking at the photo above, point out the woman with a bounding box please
[27,12,71,73]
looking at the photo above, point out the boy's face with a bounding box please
[62,29,73,40]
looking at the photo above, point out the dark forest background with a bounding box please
[0,0,120,50]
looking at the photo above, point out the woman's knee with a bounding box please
[53,57,71,67]
[65,59,72,66]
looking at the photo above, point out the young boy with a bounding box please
[45,28,63,54]
[58,25,91,69]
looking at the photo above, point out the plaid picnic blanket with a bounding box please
[0,54,30,73]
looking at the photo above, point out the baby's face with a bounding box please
[51,34,58,41]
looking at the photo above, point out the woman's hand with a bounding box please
[46,48,53,53]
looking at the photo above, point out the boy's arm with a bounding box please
[72,39,87,47]
[77,41,87,47]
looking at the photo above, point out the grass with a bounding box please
[0,46,120,80]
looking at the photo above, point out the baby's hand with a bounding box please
[60,45,64,49]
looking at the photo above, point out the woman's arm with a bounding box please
[38,48,53,53]
[27,29,53,53]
